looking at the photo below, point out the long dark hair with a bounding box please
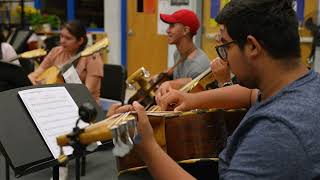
[61,20,88,52]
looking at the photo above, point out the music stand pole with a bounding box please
[6,159,10,180]
[75,157,80,180]
[81,156,86,176]
[52,166,59,180]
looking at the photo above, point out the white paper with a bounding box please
[62,65,82,84]
[18,87,88,159]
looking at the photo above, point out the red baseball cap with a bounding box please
[160,9,200,35]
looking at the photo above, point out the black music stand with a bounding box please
[0,84,105,180]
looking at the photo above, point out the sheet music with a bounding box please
[18,87,88,159]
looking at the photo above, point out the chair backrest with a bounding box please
[8,29,33,53]
[44,35,60,52]
[0,61,32,92]
[8,29,34,74]
[101,64,127,103]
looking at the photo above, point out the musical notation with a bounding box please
[18,87,88,159]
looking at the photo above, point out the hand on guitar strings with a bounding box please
[157,89,194,112]
[155,81,174,105]
[132,101,158,155]
[106,103,134,117]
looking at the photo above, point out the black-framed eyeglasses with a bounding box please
[215,40,237,61]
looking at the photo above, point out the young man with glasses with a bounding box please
[129,0,320,179]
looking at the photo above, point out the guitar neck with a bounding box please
[179,67,212,92]
[60,53,81,73]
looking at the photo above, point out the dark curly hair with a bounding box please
[216,0,301,60]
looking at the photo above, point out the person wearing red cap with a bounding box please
[155,9,210,102]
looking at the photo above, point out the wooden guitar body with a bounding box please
[56,108,247,175]
[116,108,247,174]
[37,66,64,84]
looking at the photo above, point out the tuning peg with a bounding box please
[111,126,131,157]
[122,123,133,149]
[128,119,141,144]
[111,126,122,157]
[142,67,150,78]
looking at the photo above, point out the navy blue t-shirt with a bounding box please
[219,70,320,179]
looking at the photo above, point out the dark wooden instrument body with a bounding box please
[116,109,247,173]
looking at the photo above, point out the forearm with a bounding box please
[169,78,192,89]
[85,76,101,104]
[191,85,255,109]
[28,66,46,84]
[137,142,195,180]
[31,66,46,76]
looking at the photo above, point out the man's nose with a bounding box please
[166,27,170,34]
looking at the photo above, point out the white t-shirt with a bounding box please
[1,43,20,66]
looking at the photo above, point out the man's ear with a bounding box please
[246,35,262,59]
[77,37,84,46]
[184,26,191,35]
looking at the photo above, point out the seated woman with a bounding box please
[28,20,104,104]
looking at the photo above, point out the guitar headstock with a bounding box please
[126,67,150,89]
[56,110,139,158]
[20,49,47,59]
[80,37,109,57]
[109,112,140,157]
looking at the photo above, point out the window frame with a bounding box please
[34,0,104,32]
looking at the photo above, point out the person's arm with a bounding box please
[28,47,58,84]
[133,102,196,180]
[159,85,258,111]
[1,43,19,65]
[155,78,191,104]
[220,118,308,179]
[164,78,192,90]
[85,76,101,104]
[85,53,104,104]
